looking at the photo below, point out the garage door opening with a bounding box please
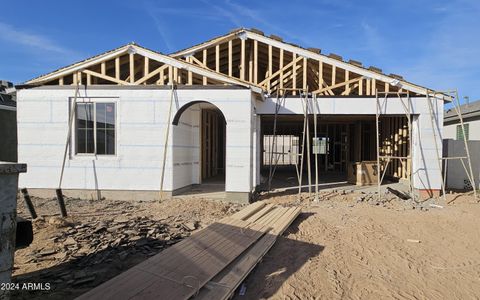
[261,115,410,192]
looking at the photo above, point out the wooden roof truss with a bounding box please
[25,44,262,93]
[171,29,427,97]
[26,29,442,99]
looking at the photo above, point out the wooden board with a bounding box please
[195,207,302,300]
[230,202,266,221]
[76,218,267,300]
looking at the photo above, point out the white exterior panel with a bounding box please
[17,87,254,194]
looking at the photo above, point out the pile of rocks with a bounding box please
[355,190,408,206]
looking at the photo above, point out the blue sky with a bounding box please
[1,0,479,102]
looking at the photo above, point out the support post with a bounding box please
[55,189,68,218]
[20,188,37,219]
[375,90,381,201]
[159,83,176,201]
[313,94,319,202]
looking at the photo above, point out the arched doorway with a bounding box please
[172,101,226,194]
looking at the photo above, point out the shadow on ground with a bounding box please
[233,212,324,299]
[12,236,180,300]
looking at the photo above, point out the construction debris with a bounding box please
[13,196,240,300]
[25,215,195,267]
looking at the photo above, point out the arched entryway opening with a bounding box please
[172,101,227,196]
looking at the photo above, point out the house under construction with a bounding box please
[17,28,450,203]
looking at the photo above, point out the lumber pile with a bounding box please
[76,202,301,300]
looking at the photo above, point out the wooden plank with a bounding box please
[249,42,253,83]
[228,40,233,77]
[254,40,258,84]
[312,77,362,95]
[303,57,307,90]
[240,38,245,80]
[129,53,135,83]
[279,48,284,91]
[292,53,297,95]
[231,202,266,220]
[196,206,301,300]
[203,49,208,85]
[115,57,120,80]
[82,69,129,85]
[134,64,169,85]
[245,204,275,224]
[79,218,267,300]
[187,57,193,85]
[258,55,302,86]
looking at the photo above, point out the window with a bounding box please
[456,124,469,141]
[75,102,116,155]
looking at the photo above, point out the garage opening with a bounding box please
[261,115,410,192]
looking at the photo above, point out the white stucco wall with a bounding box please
[17,87,255,194]
[444,119,480,140]
[255,96,445,191]
[18,88,445,195]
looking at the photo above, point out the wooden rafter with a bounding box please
[26,29,446,99]
[312,76,364,95]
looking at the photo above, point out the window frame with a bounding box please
[456,123,470,141]
[70,97,118,158]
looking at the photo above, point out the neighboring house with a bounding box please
[0,81,17,162]
[444,100,480,141]
[16,28,446,203]
[443,100,480,190]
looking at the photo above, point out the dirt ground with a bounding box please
[237,191,480,300]
[13,195,241,299]
[12,190,480,300]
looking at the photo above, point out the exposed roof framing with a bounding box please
[171,28,440,98]
[24,28,447,100]
[25,43,263,94]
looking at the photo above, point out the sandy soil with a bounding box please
[237,192,480,300]
[12,191,480,300]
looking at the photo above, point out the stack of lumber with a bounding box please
[76,202,301,300]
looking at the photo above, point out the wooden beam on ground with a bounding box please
[196,206,302,300]
[76,218,267,300]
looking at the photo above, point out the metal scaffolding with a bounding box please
[374,88,478,202]
[265,88,316,200]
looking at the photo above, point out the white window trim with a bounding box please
[69,97,119,159]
